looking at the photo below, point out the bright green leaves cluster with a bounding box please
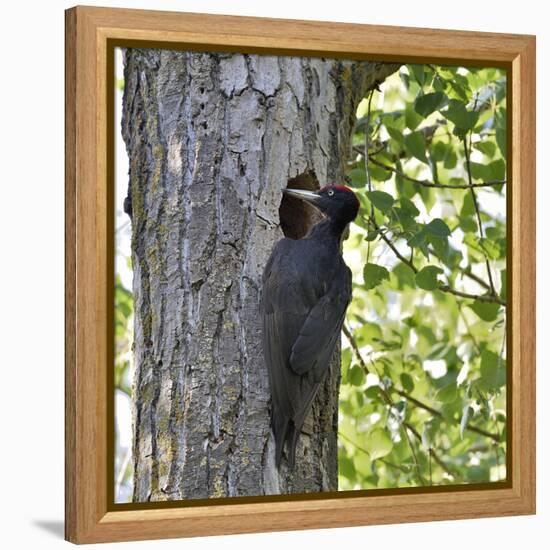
[340,63,507,492]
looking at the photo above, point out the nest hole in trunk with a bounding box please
[279,171,323,240]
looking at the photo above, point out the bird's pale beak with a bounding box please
[283,188,321,204]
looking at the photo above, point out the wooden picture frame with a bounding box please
[65,5,536,544]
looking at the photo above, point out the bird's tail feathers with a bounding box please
[272,411,290,468]
[286,423,300,471]
[273,408,308,471]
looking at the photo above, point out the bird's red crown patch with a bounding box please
[332,184,354,193]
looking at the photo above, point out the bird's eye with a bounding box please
[327,190,334,196]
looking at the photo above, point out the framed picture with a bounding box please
[65,5,536,544]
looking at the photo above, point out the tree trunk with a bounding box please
[122,48,397,501]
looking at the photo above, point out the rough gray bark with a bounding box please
[122,48,397,502]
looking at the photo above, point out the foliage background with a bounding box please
[339,64,507,490]
[114,57,507,500]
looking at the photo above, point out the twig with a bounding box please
[438,285,506,306]
[403,423,425,485]
[463,130,497,295]
[394,390,440,416]
[366,155,505,189]
[466,423,502,443]
[368,218,506,307]
[404,422,455,478]
[343,326,502,445]
[365,90,375,195]
[358,123,446,159]
[395,389,501,443]
[428,246,491,291]
[368,216,417,273]
[364,89,375,263]
[342,324,424,483]
[404,387,499,443]
[431,448,455,477]
[339,431,411,475]
[343,325,461,482]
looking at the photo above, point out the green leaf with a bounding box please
[474,141,497,158]
[400,372,414,393]
[496,128,507,157]
[442,99,479,131]
[339,454,356,481]
[500,269,507,301]
[414,92,448,117]
[447,78,469,102]
[470,159,505,182]
[367,190,395,213]
[349,168,366,188]
[415,265,443,290]
[365,229,380,242]
[341,348,352,379]
[399,197,420,217]
[357,322,383,343]
[408,226,427,248]
[368,160,393,182]
[349,365,365,386]
[478,237,500,260]
[365,385,380,399]
[436,383,457,403]
[433,74,446,91]
[365,428,393,460]
[495,108,507,156]
[409,64,425,87]
[425,218,451,237]
[363,263,390,290]
[470,162,491,180]
[461,193,476,217]
[489,158,506,181]
[429,234,450,263]
[443,146,458,169]
[469,300,501,322]
[386,126,404,144]
[405,106,423,130]
[459,216,477,233]
[392,263,417,289]
[478,350,506,391]
[404,131,429,164]
[431,140,448,162]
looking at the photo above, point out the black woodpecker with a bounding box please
[260,184,360,470]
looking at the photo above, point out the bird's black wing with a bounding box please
[289,268,351,380]
[261,239,312,417]
[261,239,351,468]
